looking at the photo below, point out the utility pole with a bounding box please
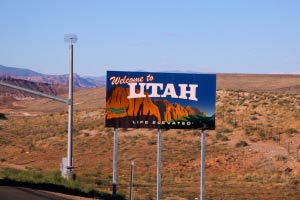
[64,34,77,180]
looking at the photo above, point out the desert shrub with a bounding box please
[0,113,7,120]
[227,108,235,113]
[94,178,110,186]
[216,132,229,141]
[257,129,266,139]
[250,116,258,121]
[251,111,261,115]
[244,126,255,135]
[225,118,236,127]
[270,97,276,102]
[262,101,269,106]
[193,131,200,136]
[235,140,248,148]
[275,155,287,162]
[147,139,156,145]
[286,128,299,135]
[249,138,259,143]
[83,132,90,137]
[252,104,258,109]
[217,127,232,134]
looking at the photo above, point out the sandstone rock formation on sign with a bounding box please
[106,87,161,121]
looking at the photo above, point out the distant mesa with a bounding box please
[0,65,43,77]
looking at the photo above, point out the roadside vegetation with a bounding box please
[0,168,124,199]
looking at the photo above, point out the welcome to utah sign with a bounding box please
[105,71,216,130]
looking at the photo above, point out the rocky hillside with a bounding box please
[0,77,68,99]
[0,65,104,88]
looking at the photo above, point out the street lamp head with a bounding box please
[64,34,78,43]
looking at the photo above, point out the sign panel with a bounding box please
[106,71,216,129]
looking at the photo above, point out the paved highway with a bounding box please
[0,186,69,200]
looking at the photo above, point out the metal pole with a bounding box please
[157,128,162,200]
[66,40,74,180]
[63,34,77,179]
[200,130,206,200]
[112,128,118,199]
[130,161,134,200]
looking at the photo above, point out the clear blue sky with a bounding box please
[1,0,300,76]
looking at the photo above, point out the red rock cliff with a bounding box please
[153,100,189,121]
[106,87,161,121]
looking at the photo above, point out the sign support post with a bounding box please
[200,130,206,200]
[129,161,134,200]
[157,128,162,200]
[112,128,118,199]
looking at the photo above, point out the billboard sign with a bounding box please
[106,71,216,129]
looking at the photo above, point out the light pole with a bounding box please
[64,34,77,180]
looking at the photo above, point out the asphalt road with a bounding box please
[0,186,69,200]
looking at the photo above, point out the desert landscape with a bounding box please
[1,73,300,199]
